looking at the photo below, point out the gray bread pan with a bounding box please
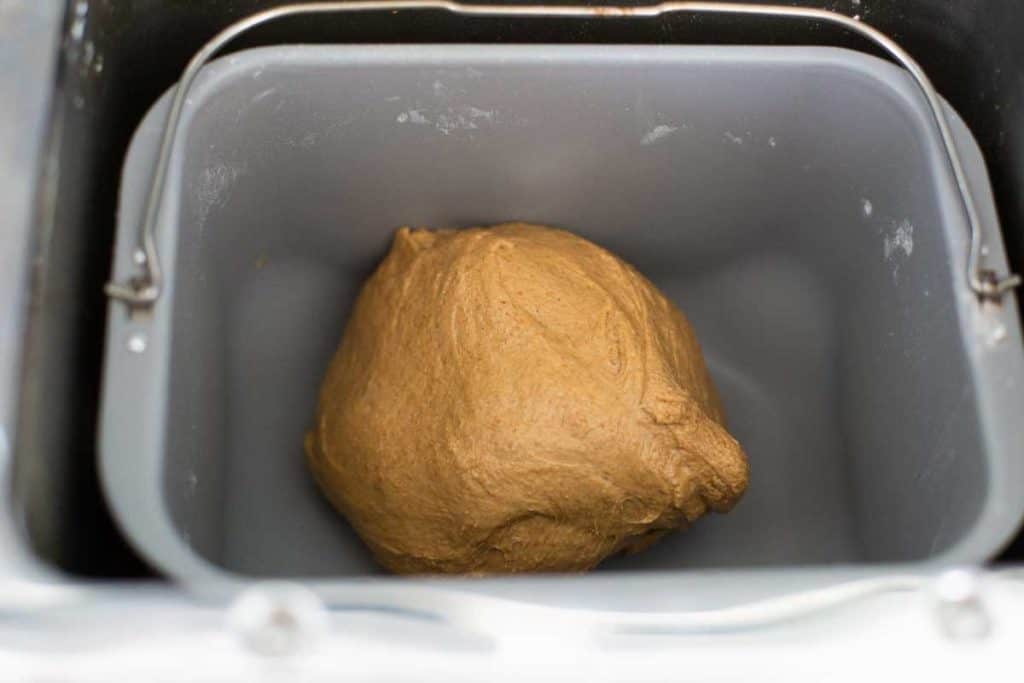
[100,45,1024,588]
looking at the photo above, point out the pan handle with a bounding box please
[105,1,1022,312]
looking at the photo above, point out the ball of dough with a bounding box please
[305,223,748,574]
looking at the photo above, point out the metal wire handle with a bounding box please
[105,0,1022,310]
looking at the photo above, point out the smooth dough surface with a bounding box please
[306,223,748,574]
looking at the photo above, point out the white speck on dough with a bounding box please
[724,131,744,145]
[768,136,777,148]
[641,125,678,146]
[862,199,873,217]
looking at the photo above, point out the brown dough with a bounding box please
[305,223,748,574]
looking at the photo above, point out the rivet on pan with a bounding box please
[989,323,1008,346]
[934,568,992,640]
[126,333,148,354]
[132,249,148,265]
[228,582,328,657]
